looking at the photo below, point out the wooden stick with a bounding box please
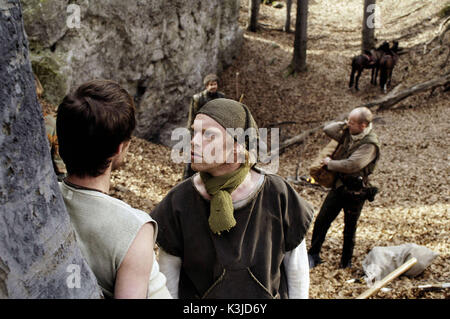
[235,72,240,101]
[268,124,324,158]
[417,282,450,290]
[356,257,418,299]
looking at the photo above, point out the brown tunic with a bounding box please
[150,171,314,299]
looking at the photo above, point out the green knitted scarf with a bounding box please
[196,98,258,235]
[200,163,250,235]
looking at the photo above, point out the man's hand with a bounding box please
[322,157,332,166]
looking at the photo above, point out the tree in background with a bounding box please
[362,0,377,52]
[287,0,309,74]
[248,0,261,32]
[284,0,293,33]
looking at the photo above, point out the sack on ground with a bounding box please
[362,243,439,286]
[309,139,338,188]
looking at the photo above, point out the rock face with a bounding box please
[22,0,243,145]
[0,0,101,298]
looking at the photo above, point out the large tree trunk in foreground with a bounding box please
[0,0,101,298]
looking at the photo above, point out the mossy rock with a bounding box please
[29,44,68,105]
[22,0,69,47]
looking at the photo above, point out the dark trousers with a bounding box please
[308,186,366,264]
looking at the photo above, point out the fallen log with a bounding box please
[356,257,418,299]
[267,121,298,127]
[268,111,350,157]
[363,73,450,110]
[267,125,323,160]
[423,16,450,54]
[279,125,324,149]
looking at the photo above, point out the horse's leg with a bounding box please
[388,68,393,88]
[355,69,362,91]
[349,66,355,88]
[374,66,379,85]
[380,67,386,93]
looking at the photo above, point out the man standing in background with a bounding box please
[308,107,381,269]
[183,73,226,179]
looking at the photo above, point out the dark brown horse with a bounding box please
[379,41,399,93]
[349,41,390,90]
[369,42,390,85]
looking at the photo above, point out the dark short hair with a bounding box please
[56,79,136,177]
[203,73,219,86]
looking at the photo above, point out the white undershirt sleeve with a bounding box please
[157,248,182,299]
[283,239,310,299]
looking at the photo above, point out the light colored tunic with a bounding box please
[59,181,171,298]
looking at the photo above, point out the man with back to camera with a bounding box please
[152,98,314,299]
[308,107,381,269]
[56,79,171,298]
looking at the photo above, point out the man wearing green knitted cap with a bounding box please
[151,98,315,299]
[183,73,226,179]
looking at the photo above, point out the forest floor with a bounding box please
[45,0,449,299]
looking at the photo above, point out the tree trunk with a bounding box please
[248,0,260,32]
[284,0,293,32]
[289,0,309,73]
[362,0,376,52]
[0,0,101,298]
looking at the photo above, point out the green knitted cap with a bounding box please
[197,98,259,154]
